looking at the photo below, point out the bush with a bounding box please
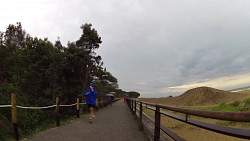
[239,107,249,111]
[211,104,239,112]
[0,115,13,141]
[229,101,240,107]
[244,98,250,106]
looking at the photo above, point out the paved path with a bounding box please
[24,100,149,141]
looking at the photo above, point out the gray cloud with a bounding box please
[2,0,250,97]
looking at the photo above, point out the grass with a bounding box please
[20,115,78,140]
[209,103,241,112]
[21,121,56,140]
[244,97,250,106]
[19,106,100,140]
[196,98,250,112]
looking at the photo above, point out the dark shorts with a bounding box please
[87,104,96,108]
[108,99,112,104]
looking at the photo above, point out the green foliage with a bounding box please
[229,101,240,107]
[216,120,237,126]
[210,103,241,112]
[0,22,142,140]
[244,98,250,106]
[199,97,250,112]
[127,91,140,98]
[0,115,13,141]
[0,22,122,140]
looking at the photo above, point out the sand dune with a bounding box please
[140,86,250,106]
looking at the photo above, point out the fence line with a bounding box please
[59,103,77,107]
[16,105,56,109]
[0,105,12,108]
[0,93,115,141]
[0,103,87,109]
[127,98,250,141]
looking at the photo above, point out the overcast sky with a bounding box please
[1,0,250,97]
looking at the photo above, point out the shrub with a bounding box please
[229,101,240,107]
[244,98,250,106]
[239,107,249,111]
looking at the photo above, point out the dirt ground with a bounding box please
[140,87,250,141]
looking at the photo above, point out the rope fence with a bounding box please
[16,105,56,109]
[0,93,95,141]
[0,105,12,108]
[0,104,87,109]
[0,93,118,141]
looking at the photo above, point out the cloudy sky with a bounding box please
[1,0,250,97]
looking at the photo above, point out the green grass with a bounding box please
[244,97,250,106]
[216,120,237,126]
[195,97,250,112]
[20,106,99,140]
[21,121,56,140]
[210,104,240,112]
[186,98,250,128]
[20,116,74,140]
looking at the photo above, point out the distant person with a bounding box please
[83,82,97,123]
[108,96,113,107]
[124,95,127,103]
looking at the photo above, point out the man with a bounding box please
[83,82,97,123]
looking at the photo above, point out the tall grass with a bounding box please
[197,97,250,112]
[244,98,250,106]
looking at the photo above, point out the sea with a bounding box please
[228,86,250,92]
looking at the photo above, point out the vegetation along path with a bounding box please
[23,100,148,141]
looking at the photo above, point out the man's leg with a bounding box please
[90,107,94,116]
[88,106,93,123]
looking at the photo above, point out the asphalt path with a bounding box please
[24,100,149,141]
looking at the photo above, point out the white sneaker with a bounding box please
[89,117,93,123]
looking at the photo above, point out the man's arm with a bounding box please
[92,89,97,96]
[83,89,90,96]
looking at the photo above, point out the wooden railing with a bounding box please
[0,93,120,141]
[126,98,250,141]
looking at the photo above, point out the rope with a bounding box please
[0,103,86,109]
[60,103,77,107]
[17,105,56,109]
[0,105,12,108]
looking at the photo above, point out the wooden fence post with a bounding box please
[154,105,160,141]
[11,93,19,141]
[100,100,103,107]
[186,114,190,122]
[131,99,133,112]
[129,99,131,109]
[139,102,143,131]
[76,98,80,118]
[127,99,129,108]
[134,100,137,120]
[55,97,60,126]
[96,98,99,111]
[128,99,130,110]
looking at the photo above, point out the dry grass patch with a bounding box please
[139,87,250,141]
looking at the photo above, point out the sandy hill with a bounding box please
[140,86,250,106]
[171,86,244,106]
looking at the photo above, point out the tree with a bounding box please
[0,22,122,139]
[75,23,102,89]
[127,91,141,98]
